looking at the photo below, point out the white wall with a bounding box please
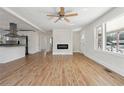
[53,29,73,55]
[39,32,52,52]
[80,8,124,76]
[73,31,80,52]
[106,13,124,32]
[19,31,40,54]
[19,31,52,54]
[80,30,87,54]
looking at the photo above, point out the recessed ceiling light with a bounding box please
[82,8,88,11]
[68,23,75,26]
[63,21,75,26]
[72,27,82,32]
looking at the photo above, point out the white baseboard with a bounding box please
[73,51,81,53]
[53,52,73,55]
[81,52,124,77]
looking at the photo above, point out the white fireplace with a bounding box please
[52,29,73,55]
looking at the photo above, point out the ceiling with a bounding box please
[0,8,36,31]
[0,7,112,32]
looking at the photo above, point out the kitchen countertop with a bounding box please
[0,44,25,47]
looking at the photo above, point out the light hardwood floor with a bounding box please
[0,52,124,86]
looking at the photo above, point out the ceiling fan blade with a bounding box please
[64,17,70,23]
[54,17,61,23]
[60,7,65,15]
[65,13,78,17]
[47,14,58,17]
[48,16,54,20]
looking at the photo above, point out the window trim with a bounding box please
[94,23,106,51]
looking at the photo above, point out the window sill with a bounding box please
[95,49,124,58]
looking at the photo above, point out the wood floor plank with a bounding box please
[0,52,124,86]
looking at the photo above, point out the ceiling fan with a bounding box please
[47,7,78,23]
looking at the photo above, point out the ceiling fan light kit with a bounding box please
[47,7,78,23]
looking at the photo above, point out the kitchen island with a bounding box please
[0,45,25,63]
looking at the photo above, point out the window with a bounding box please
[105,14,124,54]
[118,31,124,53]
[106,31,124,54]
[96,24,104,50]
[95,14,124,55]
[0,34,2,44]
[106,32,116,51]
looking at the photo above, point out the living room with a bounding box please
[0,3,124,93]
